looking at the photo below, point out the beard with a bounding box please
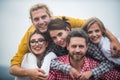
[69,53,84,62]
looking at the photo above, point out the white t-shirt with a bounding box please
[15,52,57,80]
[99,36,120,65]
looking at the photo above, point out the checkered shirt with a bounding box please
[87,42,114,79]
[48,55,99,80]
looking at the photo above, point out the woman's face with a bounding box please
[88,22,102,44]
[50,29,69,48]
[30,33,48,56]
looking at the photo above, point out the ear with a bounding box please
[66,26,71,32]
[66,43,69,51]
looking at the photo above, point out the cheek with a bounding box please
[33,22,38,27]
[63,34,68,40]
[88,34,92,39]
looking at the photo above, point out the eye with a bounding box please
[79,45,84,49]
[51,36,56,41]
[71,45,76,48]
[58,32,62,37]
[88,31,92,34]
[38,38,45,42]
[95,29,100,33]
[33,17,39,22]
[30,39,36,43]
[41,15,47,19]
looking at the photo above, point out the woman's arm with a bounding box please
[106,29,120,57]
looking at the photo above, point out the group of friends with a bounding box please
[9,3,120,80]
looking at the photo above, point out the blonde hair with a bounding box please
[82,17,106,36]
[29,3,52,19]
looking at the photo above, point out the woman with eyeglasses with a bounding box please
[15,29,57,80]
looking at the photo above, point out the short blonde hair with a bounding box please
[29,3,52,19]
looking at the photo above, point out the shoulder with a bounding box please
[57,55,68,62]
[85,57,99,65]
[27,25,36,33]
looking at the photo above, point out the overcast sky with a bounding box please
[0,0,120,66]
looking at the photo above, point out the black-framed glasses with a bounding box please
[30,38,46,46]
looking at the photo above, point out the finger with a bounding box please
[38,68,45,74]
[38,72,47,78]
[79,75,84,80]
[77,73,81,79]
[111,49,115,57]
[38,76,48,80]
[70,74,74,79]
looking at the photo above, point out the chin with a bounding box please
[39,29,47,33]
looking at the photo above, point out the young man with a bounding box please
[48,18,120,79]
[10,3,120,80]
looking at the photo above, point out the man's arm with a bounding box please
[54,16,86,28]
[50,59,71,74]
[10,52,47,80]
[87,43,114,79]
[10,25,35,66]
[106,29,120,57]
[10,65,47,80]
[91,60,114,79]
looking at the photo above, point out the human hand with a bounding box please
[69,68,80,79]
[27,68,48,80]
[78,71,92,80]
[110,39,120,58]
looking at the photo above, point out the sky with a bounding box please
[0,0,120,67]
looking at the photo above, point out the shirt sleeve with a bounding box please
[92,60,114,79]
[87,42,114,79]
[10,25,35,66]
[50,59,72,74]
[41,52,57,75]
[54,16,86,28]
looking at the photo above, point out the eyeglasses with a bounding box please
[30,38,46,46]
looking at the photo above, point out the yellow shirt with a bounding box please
[10,16,86,66]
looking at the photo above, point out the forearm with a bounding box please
[10,65,29,77]
[106,29,117,42]
[54,16,86,28]
[50,59,72,74]
[92,60,114,79]
[41,52,57,75]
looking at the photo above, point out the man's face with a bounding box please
[31,8,51,33]
[67,37,88,62]
[49,29,69,48]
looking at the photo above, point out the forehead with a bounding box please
[30,33,44,40]
[50,30,66,36]
[69,37,86,45]
[88,23,100,30]
[31,8,48,17]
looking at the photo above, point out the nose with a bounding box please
[75,47,81,53]
[92,31,97,36]
[38,18,44,24]
[56,37,61,42]
[35,41,39,45]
